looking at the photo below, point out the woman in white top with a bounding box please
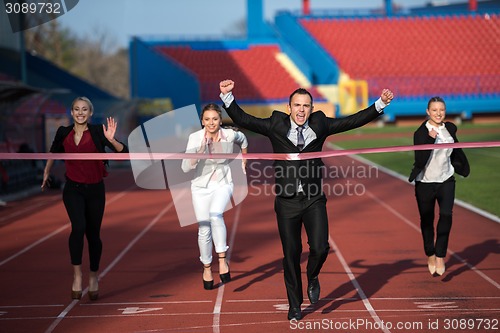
[409,97,470,276]
[182,103,248,290]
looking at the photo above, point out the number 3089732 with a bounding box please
[5,2,62,14]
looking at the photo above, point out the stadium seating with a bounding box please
[0,95,66,194]
[1,95,66,153]
[300,14,500,98]
[14,95,66,115]
[156,44,323,103]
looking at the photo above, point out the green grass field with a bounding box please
[331,123,500,217]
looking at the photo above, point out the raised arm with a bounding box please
[326,88,394,135]
[103,117,126,152]
[219,80,271,136]
[220,79,234,95]
[380,89,394,105]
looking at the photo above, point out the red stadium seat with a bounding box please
[300,14,500,97]
[157,45,323,103]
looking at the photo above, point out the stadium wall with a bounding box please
[274,11,339,85]
[386,95,500,122]
[272,30,313,84]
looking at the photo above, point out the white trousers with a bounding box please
[191,182,233,265]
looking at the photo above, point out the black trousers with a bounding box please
[63,179,105,272]
[415,177,455,258]
[274,193,330,308]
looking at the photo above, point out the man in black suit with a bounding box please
[219,80,394,320]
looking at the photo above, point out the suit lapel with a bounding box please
[308,112,324,138]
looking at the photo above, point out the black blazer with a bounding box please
[49,124,129,164]
[408,121,470,182]
[224,100,383,197]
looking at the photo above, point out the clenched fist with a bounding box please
[381,89,394,104]
[220,80,235,94]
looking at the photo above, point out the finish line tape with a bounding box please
[1,141,499,161]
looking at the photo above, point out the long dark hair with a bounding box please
[200,103,242,132]
[200,103,222,120]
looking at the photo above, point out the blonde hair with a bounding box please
[72,96,94,113]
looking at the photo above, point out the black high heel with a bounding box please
[88,273,99,301]
[203,264,214,290]
[71,290,82,300]
[219,256,231,284]
[71,273,82,300]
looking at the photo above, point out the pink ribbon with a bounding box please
[1,141,499,161]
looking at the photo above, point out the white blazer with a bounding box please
[181,127,248,188]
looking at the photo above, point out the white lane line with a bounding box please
[370,296,500,300]
[226,296,500,302]
[354,154,500,223]
[329,236,392,333]
[365,189,500,290]
[45,199,176,333]
[99,201,177,281]
[0,304,63,309]
[0,186,136,267]
[3,307,500,322]
[0,224,69,267]
[326,151,499,289]
[328,143,500,224]
[0,197,60,223]
[212,204,242,333]
[79,300,212,306]
[453,199,500,224]
[4,295,497,311]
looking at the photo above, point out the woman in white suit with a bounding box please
[182,103,248,290]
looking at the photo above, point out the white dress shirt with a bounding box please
[220,92,388,114]
[181,127,248,188]
[220,91,389,193]
[416,121,455,183]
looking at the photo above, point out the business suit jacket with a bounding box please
[224,100,383,197]
[181,127,248,188]
[409,121,470,182]
[49,124,129,164]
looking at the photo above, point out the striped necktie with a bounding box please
[297,126,305,151]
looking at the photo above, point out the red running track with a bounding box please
[0,146,499,333]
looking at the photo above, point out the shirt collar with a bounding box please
[425,121,445,132]
[290,118,309,130]
[205,128,223,142]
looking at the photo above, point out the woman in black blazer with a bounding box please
[409,96,470,276]
[42,97,128,300]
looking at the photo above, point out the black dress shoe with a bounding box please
[71,290,82,300]
[307,277,320,304]
[220,271,231,284]
[203,264,214,290]
[88,290,99,301]
[203,279,214,290]
[219,256,231,284]
[287,307,302,320]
